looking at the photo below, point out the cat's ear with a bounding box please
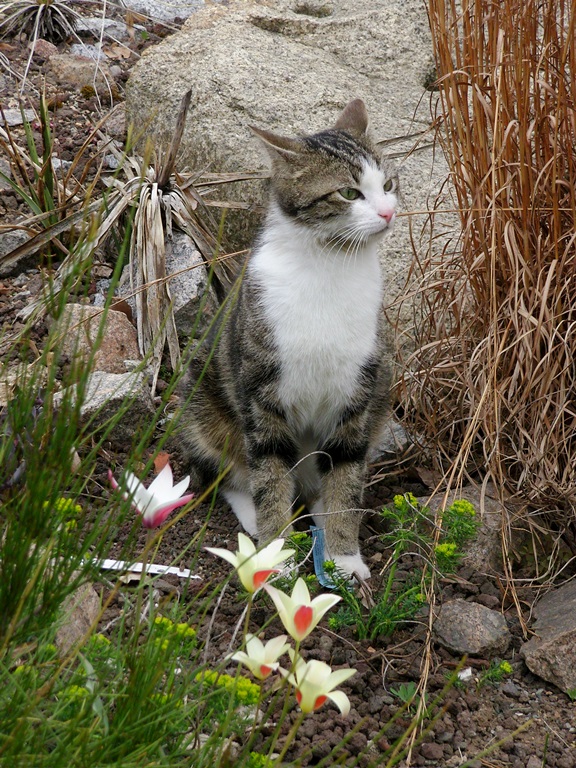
[250,126,302,161]
[333,98,370,138]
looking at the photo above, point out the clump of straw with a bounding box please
[403,0,576,541]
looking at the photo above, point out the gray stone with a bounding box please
[420,742,445,761]
[54,370,155,443]
[520,580,576,695]
[70,42,107,61]
[52,157,73,173]
[50,303,141,374]
[0,229,33,277]
[501,680,521,698]
[0,108,35,127]
[102,104,126,141]
[119,229,218,340]
[0,363,49,407]
[125,0,452,333]
[417,484,511,575]
[31,38,59,60]
[56,582,101,655]
[103,153,120,169]
[122,0,204,22]
[165,231,219,335]
[0,157,13,192]
[369,419,411,459]
[433,599,511,657]
[75,16,130,40]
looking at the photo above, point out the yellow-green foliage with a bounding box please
[195,670,260,706]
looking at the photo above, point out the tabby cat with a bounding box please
[178,99,397,579]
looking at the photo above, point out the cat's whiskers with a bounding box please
[323,226,367,268]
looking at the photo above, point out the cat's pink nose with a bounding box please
[378,210,395,223]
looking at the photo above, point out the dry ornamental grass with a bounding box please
[403,0,576,548]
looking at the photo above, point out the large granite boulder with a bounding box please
[125,0,453,328]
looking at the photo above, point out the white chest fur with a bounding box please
[250,214,383,440]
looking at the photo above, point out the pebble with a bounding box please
[70,42,107,61]
[31,38,58,60]
[475,593,500,610]
[420,742,444,760]
[502,680,522,699]
[367,694,387,714]
[52,157,73,173]
[104,153,121,169]
[0,108,35,126]
[75,16,129,40]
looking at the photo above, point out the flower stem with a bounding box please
[275,710,306,764]
[134,529,155,638]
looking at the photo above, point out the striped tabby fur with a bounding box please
[177,99,397,579]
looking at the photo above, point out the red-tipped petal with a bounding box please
[294,605,314,636]
[313,695,328,710]
[108,469,119,490]
[141,495,194,529]
[295,690,302,705]
[260,664,273,678]
[252,569,279,590]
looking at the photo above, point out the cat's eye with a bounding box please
[339,187,362,201]
[383,178,395,193]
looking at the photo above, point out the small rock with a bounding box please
[50,303,141,374]
[70,42,107,61]
[166,231,219,335]
[102,103,126,140]
[434,599,511,656]
[122,0,204,22]
[420,742,444,760]
[75,16,129,40]
[31,38,58,60]
[120,230,218,341]
[369,418,411,459]
[367,694,387,714]
[0,108,35,127]
[526,757,542,768]
[0,229,33,277]
[56,582,101,655]
[0,363,49,407]
[476,593,501,610]
[54,370,155,443]
[52,157,73,173]
[501,681,522,699]
[520,580,576,694]
[47,53,119,100]
[0,157,12,192]
[103,153,120,169]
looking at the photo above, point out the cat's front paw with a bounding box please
[332,552,370,581]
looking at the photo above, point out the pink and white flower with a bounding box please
[280,649,356,715]
[205,533,295,593]
[227,633,290,680]
[108,462,194,529]
[264,577,341,642]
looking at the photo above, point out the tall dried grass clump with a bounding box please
[404,0,576,539]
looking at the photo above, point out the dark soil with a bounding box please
[1,4,575,766]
